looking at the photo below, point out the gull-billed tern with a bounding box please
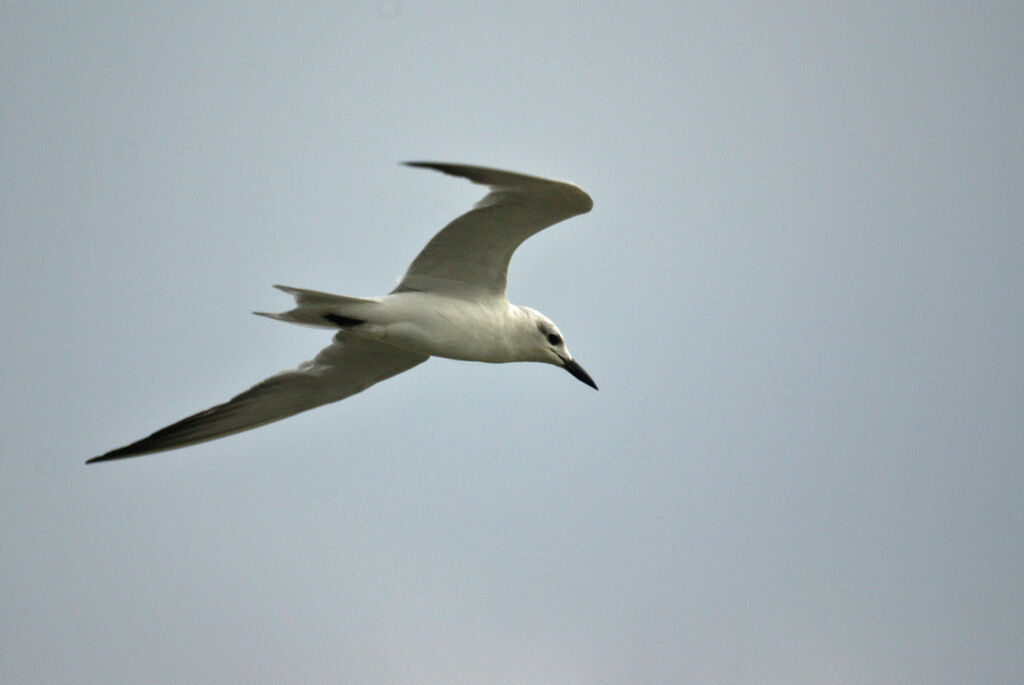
[88,162,596,464]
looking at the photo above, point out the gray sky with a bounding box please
[2,2,1022,683]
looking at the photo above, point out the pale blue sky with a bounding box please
[2,3,1022,683]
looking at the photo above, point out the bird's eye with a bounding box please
[547,333,562,346]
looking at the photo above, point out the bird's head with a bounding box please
[516,307,597,390]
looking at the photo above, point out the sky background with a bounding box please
[2,3,1022,683]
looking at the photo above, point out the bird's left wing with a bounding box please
[87,333,428,463]
[394,162,593,297]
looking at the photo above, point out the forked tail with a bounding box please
[253,285,376,328]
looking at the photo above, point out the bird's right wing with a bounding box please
[87,333,428,463]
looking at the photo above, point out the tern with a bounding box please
[88,162,596,464]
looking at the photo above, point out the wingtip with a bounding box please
[402,161,482,175]
[87,441,155,464]
[86,445,135,464]
[85,452,117,465]
[402,161,450,173]
[87,443,161,464]
[402,161,592,211]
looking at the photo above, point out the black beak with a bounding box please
[561,357,598,390]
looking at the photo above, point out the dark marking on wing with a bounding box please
[323,313,365,328]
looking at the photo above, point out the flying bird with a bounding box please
[88,162,596,463]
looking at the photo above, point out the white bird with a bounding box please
[88,162,596,464]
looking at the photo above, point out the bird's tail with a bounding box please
[253,285,376,328]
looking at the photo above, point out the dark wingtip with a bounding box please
[86,451,124,465]
[402,161,459,175]
[86,444,147,464]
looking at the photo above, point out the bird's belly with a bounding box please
[380,320,508,362]
[370,292,515,362]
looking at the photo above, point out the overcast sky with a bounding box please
[2,3,1022,684]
